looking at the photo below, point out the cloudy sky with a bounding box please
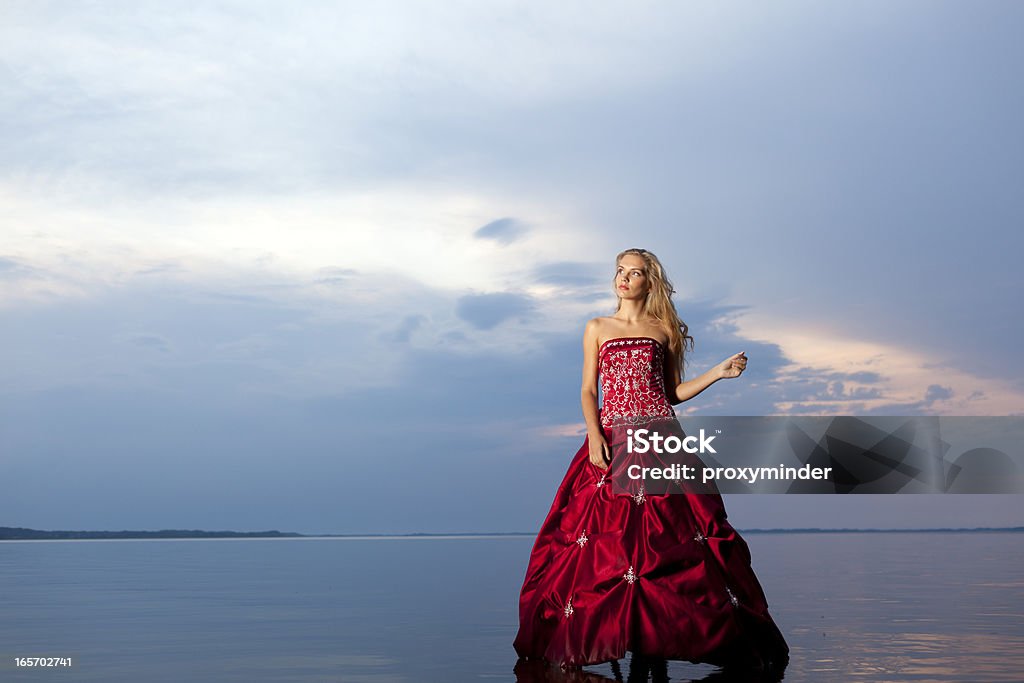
[2,1,1022,534]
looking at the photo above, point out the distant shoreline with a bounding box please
[2,525,1022,540]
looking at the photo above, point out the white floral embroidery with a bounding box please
[633,485,646,505]
[576,530,589,548]
[598,338,677,428]
[726,586,739,607]
[623,565,637,584]
[564,597,574,617]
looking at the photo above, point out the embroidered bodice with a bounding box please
[598,336,676,428]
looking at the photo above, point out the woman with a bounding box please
[513,248,789,673]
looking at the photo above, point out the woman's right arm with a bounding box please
[581,319,610,469]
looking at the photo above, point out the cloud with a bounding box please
[2,258,1021,532]
[385,314,426,344]
[924,384,954,403]
[455,292,534,330]
[0,257,29,275]
[127,334,170,352]
[3,2,1020,398]
[313,267,357,286]
[474,217,527,245]
[531,261,606,287]
[2,3,1024,531]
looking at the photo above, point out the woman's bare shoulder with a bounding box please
[583,318,609,349]
[583,316,614,337]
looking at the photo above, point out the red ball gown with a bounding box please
[513,336,789,670]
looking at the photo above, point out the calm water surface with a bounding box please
[1,532,1022,682]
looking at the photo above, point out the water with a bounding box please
[1,532,1022,682]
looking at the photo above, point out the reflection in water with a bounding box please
[514,653,787,683]
[2,533,1023,681]
[508,533,1024,682]
[792,628,1024,682]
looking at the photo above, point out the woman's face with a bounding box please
[615,254,649,300]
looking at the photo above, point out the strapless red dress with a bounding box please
[513,337,789,670]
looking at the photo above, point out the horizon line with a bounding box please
[2,524,1023,541]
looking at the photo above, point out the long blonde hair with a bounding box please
[614,248,694,374]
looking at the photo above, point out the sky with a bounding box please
[1,1,1022,534]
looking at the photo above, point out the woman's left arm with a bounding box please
[667,351,748,405]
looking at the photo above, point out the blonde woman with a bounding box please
[513,249,789,673]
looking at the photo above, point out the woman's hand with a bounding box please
[588,431,611,470]
[715,351,748,380]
